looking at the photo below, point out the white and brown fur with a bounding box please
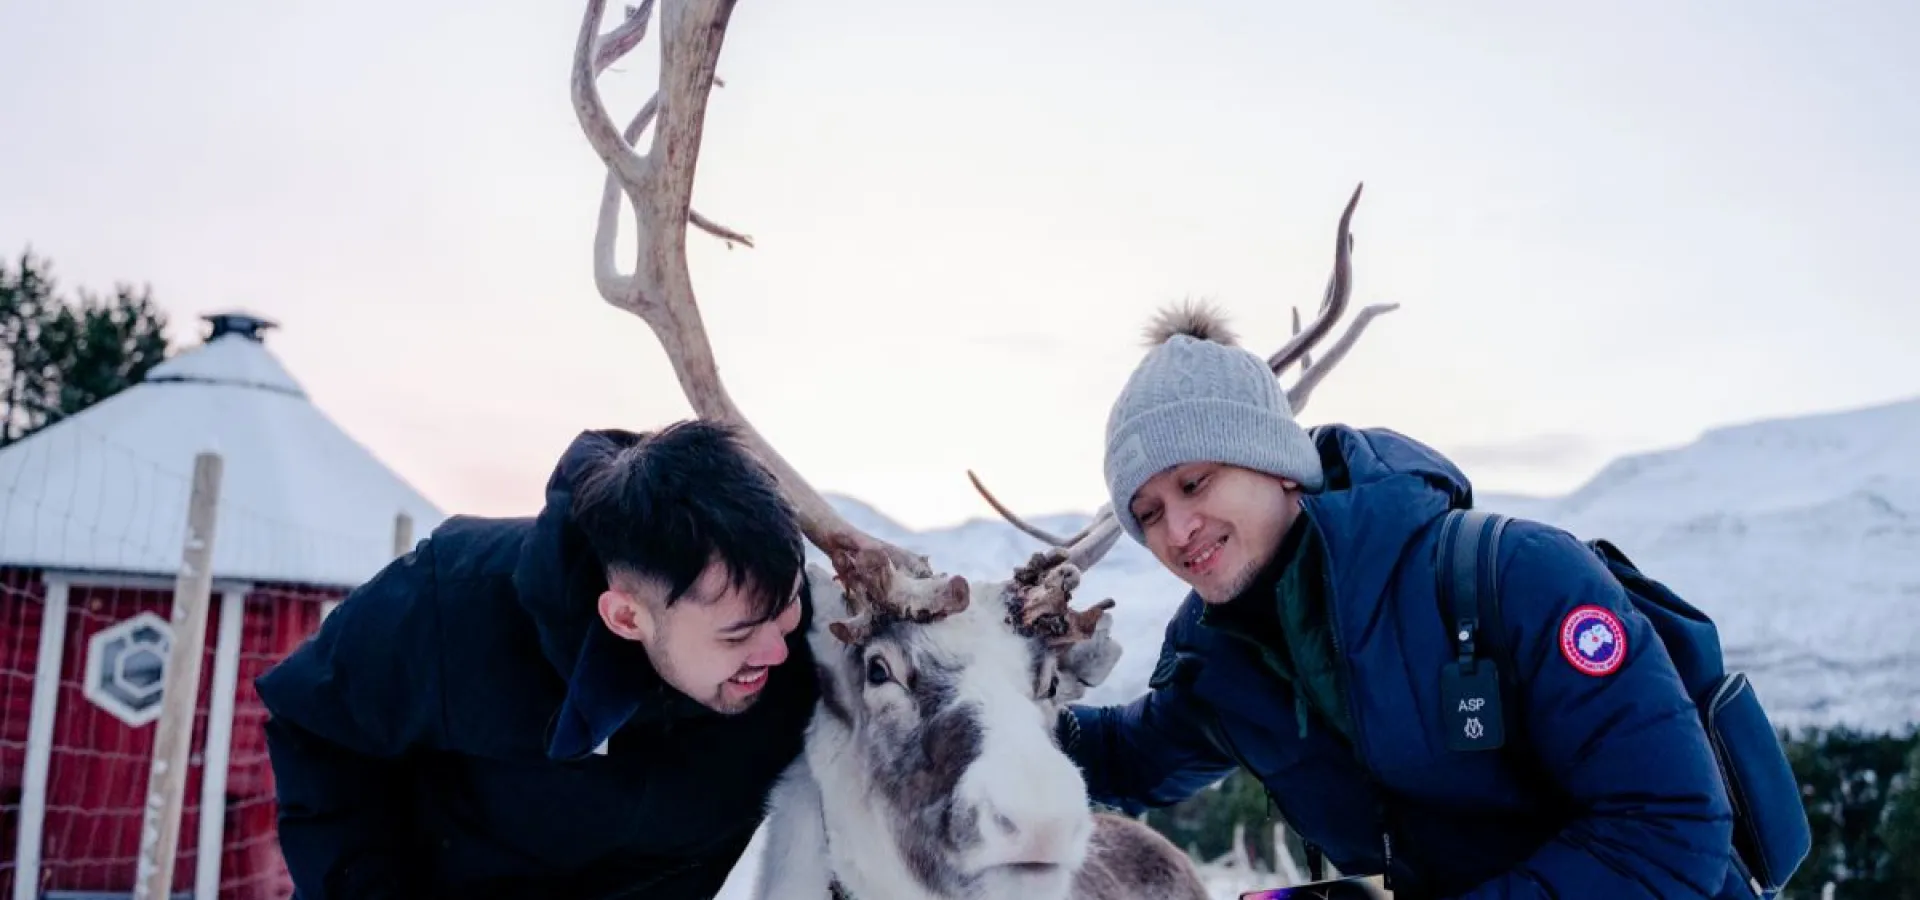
[751,564,1209,900]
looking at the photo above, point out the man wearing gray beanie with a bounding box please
[1100,306,1327,603]
[1050,297,1802,900]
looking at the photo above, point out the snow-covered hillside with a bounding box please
[803,395,1920,732]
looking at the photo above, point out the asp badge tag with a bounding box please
[1440,658,1505,752]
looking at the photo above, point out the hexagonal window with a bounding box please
[84,611,176,728]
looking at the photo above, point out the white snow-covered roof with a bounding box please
[0,314,445,588]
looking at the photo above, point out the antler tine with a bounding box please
[966,470,1073,546]
[1285,300,1399,413]
[1266,182,1364,374]
[1062,511,1123,570]
[1290,305,1313,374]
[1261,182,1397,415]
[964,471,1124,571]
[568,0,935,617]
[591,0,655,76]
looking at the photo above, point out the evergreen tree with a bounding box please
[1879,740,1920,899]
[0,249,55,444]
[1138,769,1288,871]
[1781,725,1918,898]
[0,249,172,446]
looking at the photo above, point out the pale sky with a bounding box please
[4,0,1915,531]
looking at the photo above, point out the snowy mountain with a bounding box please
[807,395,1920,734]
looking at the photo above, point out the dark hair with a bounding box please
[571,419,806,621]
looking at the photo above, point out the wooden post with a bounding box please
[393,511,414,557]
[135,451,223,900]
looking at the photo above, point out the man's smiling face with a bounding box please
[597,560,805,714]
[1127,461,1302,604]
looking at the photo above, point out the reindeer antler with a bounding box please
[569,0,968,629]
[961,471,1125,649]
[1265,184,1401,410]
[975,182,1398,629]
[1005,548,1114,648]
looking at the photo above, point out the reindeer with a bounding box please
[563,2,1395,898]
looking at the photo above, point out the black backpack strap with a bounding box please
[1437,508,1512,671]
[1435,508,1513,752]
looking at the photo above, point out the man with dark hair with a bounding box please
[255,421,819,900]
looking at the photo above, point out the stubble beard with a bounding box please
[1196,542,1271,605]
[643,624,765,716]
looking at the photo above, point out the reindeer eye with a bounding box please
[865,656,891,686]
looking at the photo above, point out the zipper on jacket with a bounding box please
[1202,704,1316,881]
[1314,521,1398,892]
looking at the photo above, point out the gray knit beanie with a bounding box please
[1103,307,1324,543]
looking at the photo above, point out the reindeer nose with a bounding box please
[963,767,1094,873]
[947,683,1096,875]
[978,804,1083,866]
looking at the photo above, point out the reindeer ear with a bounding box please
[1053,611,1122,703]
[807,563,872,646]
[828,615,873,646]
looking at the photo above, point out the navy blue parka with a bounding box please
[254,429,818,900]
[1062,425,1748,899]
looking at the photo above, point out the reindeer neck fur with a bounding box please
[794,565,1094,900]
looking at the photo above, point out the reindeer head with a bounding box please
[794,549,1120,898]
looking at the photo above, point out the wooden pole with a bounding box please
[135,451,223,900]
[393,511,414,558]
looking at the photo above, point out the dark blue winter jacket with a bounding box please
[254,429,819,900]
[1062,425,1749,899]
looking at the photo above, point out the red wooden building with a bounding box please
[1,313,443,900]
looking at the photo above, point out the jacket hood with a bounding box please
[1300,424,1473,620]
[512,428,718,759]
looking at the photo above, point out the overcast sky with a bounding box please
[4,0,1914,530]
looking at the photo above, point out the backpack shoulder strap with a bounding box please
[1435,508,1515,753]
[1436,508,1513,668]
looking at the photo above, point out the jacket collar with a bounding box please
[1295,424,1472,632]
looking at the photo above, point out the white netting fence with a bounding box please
[0,419,411,900]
